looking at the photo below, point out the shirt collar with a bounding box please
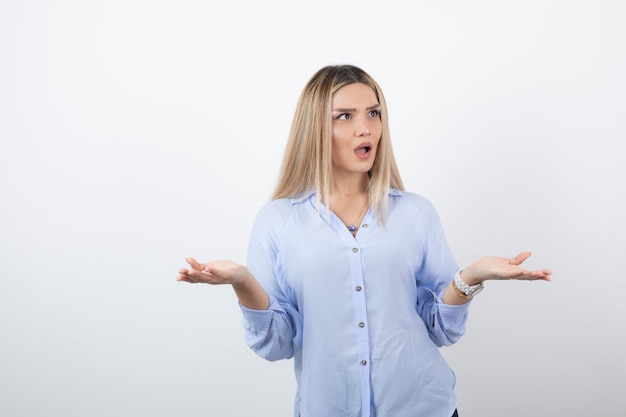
[289,188,402,205]
[290,191,315,205]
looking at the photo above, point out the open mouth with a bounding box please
[354,142,373,159]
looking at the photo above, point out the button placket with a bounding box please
[348,240,371,401]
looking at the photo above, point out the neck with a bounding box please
[327,176,371,236]
[331,173,369,199]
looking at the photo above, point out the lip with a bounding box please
[354,141,374,160]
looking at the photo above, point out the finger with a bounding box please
[535,269,552,281]
[511,270,551,281]
[526,269,552,277]
[509,251,531,266]
[186,257,204,271]
[188,269,217,282]
[176,274,194,283]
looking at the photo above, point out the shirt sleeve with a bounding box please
[240,201,303,361]
[417,287,470,346]
[413,196,469,347]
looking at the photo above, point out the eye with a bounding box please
[368,109,380,118]
[336,113,351,120]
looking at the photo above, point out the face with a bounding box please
[330,83,382,178]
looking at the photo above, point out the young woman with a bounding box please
[177,65,552,417]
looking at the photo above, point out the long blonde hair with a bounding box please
[272,65,404,225]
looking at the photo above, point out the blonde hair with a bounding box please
[272,65,404,225]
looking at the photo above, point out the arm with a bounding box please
[441,251,552,305]
[176,202,303,361]
[411,196,552,345]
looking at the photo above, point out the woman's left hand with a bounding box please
[461,251,552,285]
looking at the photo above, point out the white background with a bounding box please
[1,1,624,416]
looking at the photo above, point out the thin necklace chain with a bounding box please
[346,196,369,233]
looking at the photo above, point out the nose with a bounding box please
[355,118,371,136]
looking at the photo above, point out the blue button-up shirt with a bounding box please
[241,189,469,417]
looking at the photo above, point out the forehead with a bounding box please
[332,83,378,108]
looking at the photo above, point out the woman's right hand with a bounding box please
[177,257,270,310]
[177,257,250,285]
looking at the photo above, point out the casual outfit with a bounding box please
[241,189,469,417]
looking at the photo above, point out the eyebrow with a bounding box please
[331,103,381,113]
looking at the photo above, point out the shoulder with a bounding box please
[387,189,447,234]
[252,191,312,228]
[254,197,293,224]
[389,188,438,215]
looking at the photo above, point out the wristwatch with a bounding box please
[453,270,484,298]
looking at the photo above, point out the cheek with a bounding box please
[330,132,343,163]
[332,125,349,141]
[371,120,382,136]
[371,125,382,146]
[332,127,352,149]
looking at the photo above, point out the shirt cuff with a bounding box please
[432,288,471,322]
[239,295,281,333]
[438,300,470,322]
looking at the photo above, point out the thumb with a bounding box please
[509,251,531,266]
[186,257,205,271]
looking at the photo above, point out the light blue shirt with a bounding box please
[241,189,469,417]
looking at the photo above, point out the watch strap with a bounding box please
[454,269,484,297]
